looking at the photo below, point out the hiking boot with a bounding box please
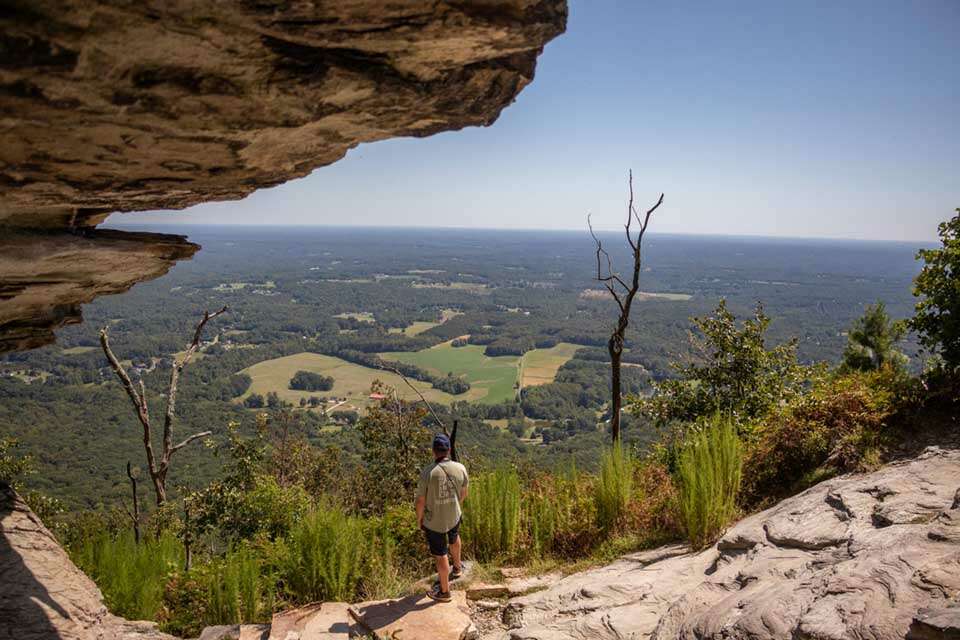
[450,565,463,580]
[426,584,452,602]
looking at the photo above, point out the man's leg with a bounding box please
[449,535,462,573]
[435,553,450,593]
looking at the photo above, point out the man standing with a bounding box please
[416,433,468,602]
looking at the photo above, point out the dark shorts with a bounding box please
[423,519,461,557]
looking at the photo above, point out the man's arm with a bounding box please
[415,495,426,528]
[459,486,468,503]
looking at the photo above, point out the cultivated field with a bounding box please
[381,342,519,404]
[579,289,692,301]
[239,352,456,410]
[382,340,581,404]
[520,342,581,387]
[241,339,582,411]
[388,321,438,336]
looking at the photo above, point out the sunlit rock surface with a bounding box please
[499,447,960,640]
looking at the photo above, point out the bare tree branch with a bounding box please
[170,431,213,454]
[378,362,446,432]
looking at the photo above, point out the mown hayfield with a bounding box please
[61,346,97,355]
[520,342,581,387]
[238,352,456,409]
[388,321,438,336]
[381,343,519,404]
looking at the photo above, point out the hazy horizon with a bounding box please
[108,221,938,249]
[117,0,958,243]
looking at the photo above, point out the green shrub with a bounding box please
[676,415,742,549]
[741,369,902,507]
[72,531,183,621]
[594,441,634,532]
[522,464,597,559]
[281,504,366,602]
[462,466,521,562]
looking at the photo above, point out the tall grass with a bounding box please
[595,441,634,532]
[524,463,593,558]
[462,466,520,561]
[71,531,182,620]
[206,546,274,625]
[676,414,742,548]
[281,505,366,602]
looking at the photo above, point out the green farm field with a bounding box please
[238,352,457,410]
[381,341,581,404]
[520,342,581,387]
[381,342,519,403]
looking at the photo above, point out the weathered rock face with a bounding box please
[0,229,198,352]
[0,0,566,227]
[0,0,567,352]
[498,447,960,640]
[0,482,177,640]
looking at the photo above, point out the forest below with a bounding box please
[0,225,927,511]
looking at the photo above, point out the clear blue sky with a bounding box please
[121,0,958,242]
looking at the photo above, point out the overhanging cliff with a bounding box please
[0,0,567,351]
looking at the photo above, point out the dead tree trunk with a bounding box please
[125,461,141,544]
[100,306,226,505]
[588,172,663,443]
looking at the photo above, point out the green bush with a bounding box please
[523,464,597,559]
[594,442,634,532]
[280,504,366,602]
[72,531,183,621]
[741,369,902,507]
[462,466,521,562]
[676,415,742,549]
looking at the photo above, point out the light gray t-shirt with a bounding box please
[416,458,469,533]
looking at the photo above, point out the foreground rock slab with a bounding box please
[500,447,960,640]
[354,592,476,640]
[267,602,352,639]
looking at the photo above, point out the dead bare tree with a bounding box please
[588,172,663,443]
[124,461,141,544]
[99,306,227,505]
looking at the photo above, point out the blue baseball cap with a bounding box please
[433,433,451,451]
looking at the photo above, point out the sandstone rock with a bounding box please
[0,0,566,351]
[196,625,239,640]
[266,602,352,639]
[908,605,960,640]
[354,591,476,640]
[499,447,960,640]
[0,1,566,227]
[0,228,197,352]
[500,568,527,579]
[504,572,562,597]
[237,625,269,640]
[0,482,179,640]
